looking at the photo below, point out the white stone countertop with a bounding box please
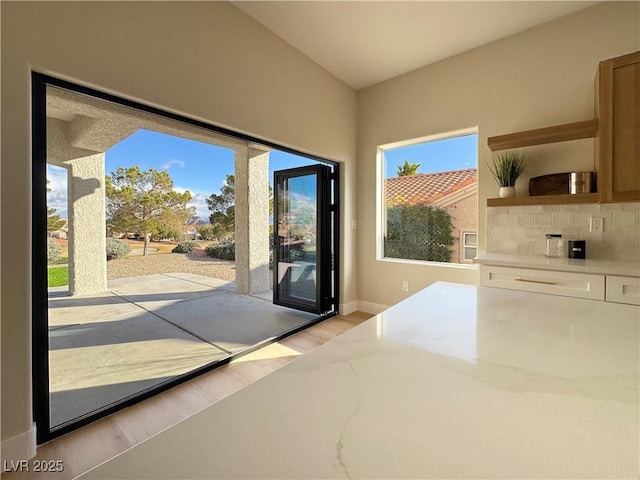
[475,252,640,277]
[82,282,640,479]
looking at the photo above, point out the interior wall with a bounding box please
[0,1,356,446]
[356,1,640,309]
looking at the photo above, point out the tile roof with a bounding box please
[385,168,477,205]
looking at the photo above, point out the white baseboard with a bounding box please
[339,301,359,316]
[357,301,389,315]
[1,424,37,463]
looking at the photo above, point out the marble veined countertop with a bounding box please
[475,252,640,277]
[82,282,639,479]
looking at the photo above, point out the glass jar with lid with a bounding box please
[545,234,565,257]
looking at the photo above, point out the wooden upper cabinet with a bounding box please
[597,51,640,202]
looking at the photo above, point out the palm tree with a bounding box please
[396,160,421,176]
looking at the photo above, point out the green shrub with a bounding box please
[47,238,62,264]
[171,241,200,254]
[106,238,131,260]
[384,204,453,262]
[205,239,235,260]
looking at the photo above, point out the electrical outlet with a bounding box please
[351,219,357,230]
[402,280,409,292]
[590,217,604,233]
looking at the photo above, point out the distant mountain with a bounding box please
[186,216,209,226]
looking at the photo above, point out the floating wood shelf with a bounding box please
[487,192,598,207]
[487,119,599,151]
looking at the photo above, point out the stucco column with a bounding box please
[234,146,270,294]
[66,153,107,296]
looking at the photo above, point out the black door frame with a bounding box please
[273,164,335,314]
[31,72,340,443]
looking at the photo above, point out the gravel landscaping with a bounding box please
[107,253,236,282]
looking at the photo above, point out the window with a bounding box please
[462,232,478,263]
[378,128,478,265]
[32,73,340,443]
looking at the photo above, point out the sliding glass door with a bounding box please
[32,73,341,444]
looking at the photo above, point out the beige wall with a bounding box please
[1,1,356,445]
[356,2,640,308]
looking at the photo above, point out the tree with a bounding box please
[206,174,274,238]
[384,199,453,262]
[47,207,66,235]
[46,180,66,236]
[106,166,194,256]
[196,223,228,241]
[396,160,421,176]
[206,174,235,236]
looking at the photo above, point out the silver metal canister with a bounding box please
[545,234,564,257]
[569,172,595,194]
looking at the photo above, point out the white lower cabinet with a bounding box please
[606,275,640,305]
[480,265,605,300]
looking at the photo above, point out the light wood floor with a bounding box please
[2,312,371,480]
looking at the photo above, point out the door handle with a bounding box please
[515,278,557,286]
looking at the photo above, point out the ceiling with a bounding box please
[233,1,597,90]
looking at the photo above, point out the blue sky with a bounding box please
[105,130,236,194]
[47,130,478,219]
[384,133,477,178]
[47,129,318,219]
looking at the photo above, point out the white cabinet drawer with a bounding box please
[606,275,640,305]
[479,265,605,300]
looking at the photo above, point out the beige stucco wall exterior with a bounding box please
[66,154,108,296]
[445,193,478,264]
[1,1,356,451]
[234,147,271,294]
[356,1,640,309]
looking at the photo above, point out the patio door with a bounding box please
[273,165,335,314]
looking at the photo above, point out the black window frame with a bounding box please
[32,72,340,443]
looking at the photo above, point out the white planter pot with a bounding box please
[499,186,516,198]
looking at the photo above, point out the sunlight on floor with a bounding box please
[232,343,303,363]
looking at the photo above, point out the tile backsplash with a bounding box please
[487,203,640,261]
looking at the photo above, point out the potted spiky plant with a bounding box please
[487,151,527,198]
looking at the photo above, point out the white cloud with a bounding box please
[175,185,209,219]
[160,159,186,170]
[187,192,210,219]
[47,164,68,219]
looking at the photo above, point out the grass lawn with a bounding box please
[48,266,68,287]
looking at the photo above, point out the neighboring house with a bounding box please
[49,221,68,240]
[184,217,208,240]
[50,229,68,240]
[183,225,201,240]
[385,168,477,263]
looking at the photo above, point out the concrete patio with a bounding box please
[48,273,316,427]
